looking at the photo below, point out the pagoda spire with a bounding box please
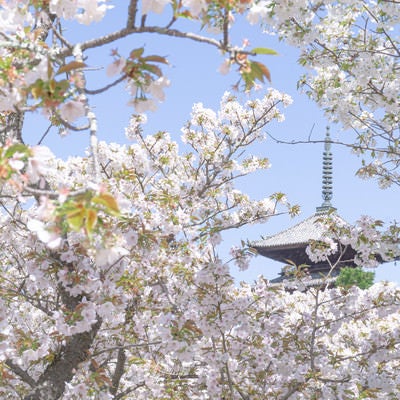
[316,127,336,214]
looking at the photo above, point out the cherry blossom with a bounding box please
[49,0,112,24]
[25,145,55,184]
[106,57,126,77]
[142,0,171,15]
[253,0,400,189]
[27,219,62,249]
[59,100,86,123]
[182,0,208,18]
[147,76,170,101]
[218,58,232,75]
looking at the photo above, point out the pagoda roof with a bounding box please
[249,209,357,266]
[251,209,347,251]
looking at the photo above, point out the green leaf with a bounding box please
[250,61,266,83]
[4,143,30,159]
[242,72,254,91]
[92,192,120,215]
[54,79,70,93]
[31,81,44,99]
[251,47,278,55]
[176,10,194,19]
[252,61,271,82]
[49,79,56,93]
[66,212,85,231]
[85,208,98,235]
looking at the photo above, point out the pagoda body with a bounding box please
[251,129,357,286]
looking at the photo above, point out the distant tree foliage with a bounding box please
[336,267,375,290]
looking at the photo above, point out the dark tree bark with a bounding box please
[24,318,102,400]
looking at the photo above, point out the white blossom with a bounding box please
[182,0,208,18]
[59,100,86,123]
[142,0,171,15]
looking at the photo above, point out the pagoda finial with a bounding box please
[316,127,335,214]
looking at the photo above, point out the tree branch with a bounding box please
[85,74,128,95]
[24,318,102,400]
[60,26,223,58]
[5,360,36,388]
[127,0,138,29]
[114,383,146,400]
[266,132,400,158]
[110,348,126,396]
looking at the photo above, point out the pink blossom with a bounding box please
[106,57,126,77]
[95,246,129,267]
[131,98,157,113]
[27,219,61,249]
[59,100,86,123]
[8,153,25,171]
[125,114,147,140]
[50,0,112,24]
[24,58,48,86]
[183,0,208,17]
[218,59,231,75]
[142,0,171,15]
[147,76,170,101]
[76,0,112,25]
[26,145,54,184]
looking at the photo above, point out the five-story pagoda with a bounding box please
[250,128,358,286]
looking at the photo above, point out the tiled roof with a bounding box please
[250,210,348,250]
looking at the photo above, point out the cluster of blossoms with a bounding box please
[0,89,397,399]
[306,213,400,269]
[142,0,253,20]
[0,91,296,398]
[246,0,400,188]
[0,0,286,120]
[49,0,112,24]
[0,1,111,114]
[340,216,400,268]
[306,235,338,264]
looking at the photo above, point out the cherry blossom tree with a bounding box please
[0,1,399,400]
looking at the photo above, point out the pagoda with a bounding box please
[250,128,357,287]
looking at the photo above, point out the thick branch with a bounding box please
[22,255,101,399]
[127,0,138,29]
[110,348,126,396]
[2,108,25,145]
[5,360,36,388]
[59,26,223,58]
[24,318,102,400]
[23,185,88,200]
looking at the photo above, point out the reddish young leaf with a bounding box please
[142,55,169,64]
[56,61,87,76]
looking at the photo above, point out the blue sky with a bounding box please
[26,3,400,283]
